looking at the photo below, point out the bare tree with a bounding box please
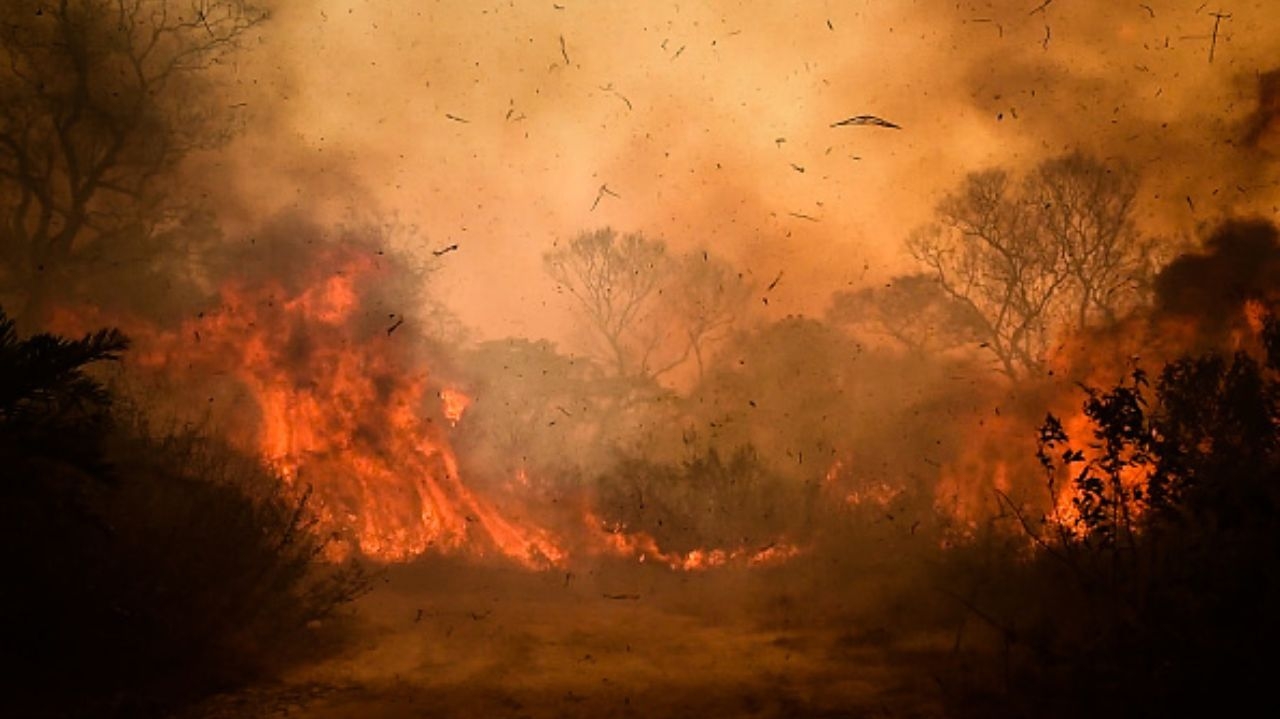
[0,0,265,323]
[908,153,1153,378]
[545,229,666,378]
[1027,153,1155,327]
[544,228,749,383]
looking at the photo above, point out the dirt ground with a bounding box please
[186,559,949,718]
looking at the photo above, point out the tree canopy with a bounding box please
[909,152,1156,378]
[545,228,750,383]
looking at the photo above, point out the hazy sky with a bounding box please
[213,0,1280,343]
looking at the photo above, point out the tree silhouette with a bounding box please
[545,228,750,383]
[909,152,1156,378]
[0,0,265,323]
[670,250,752,378]
[0,304,126,471]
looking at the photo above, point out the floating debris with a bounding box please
[1208,11,1231,63]
[590,183,620,211]
[599,83,632,110]
[830,115,901,129]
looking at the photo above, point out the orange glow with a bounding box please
[844,479,902,509]
[439,387,472,427]
[46,244,824,572]
[1042,411,1154,537]
[935,302,1274,545]
[585,512,801,571]
[1244,298,1268,339]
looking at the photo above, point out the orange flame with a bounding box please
[584,512,802,571]
[49,244,813,573]
[439,387,472,427]
[934,301,1273,545]
[57,248,564,568]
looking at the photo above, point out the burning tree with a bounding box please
[935,220,1280,717]
[945,328,1280,718]
[0,0,265,325]
[908,152,1158,379]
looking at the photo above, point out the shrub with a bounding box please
[0,309,370,717]
[939,322,1280,717]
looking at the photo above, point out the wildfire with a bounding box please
[46,241,816,573]
[439,387,472,427]
[56,246,565,568]
[934,290,1276,545]
[586,512,802,571]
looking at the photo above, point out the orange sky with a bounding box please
[211,0,1280,344]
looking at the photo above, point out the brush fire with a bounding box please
[4,2,1280,718]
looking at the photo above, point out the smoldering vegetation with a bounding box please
[4,2,1280,719]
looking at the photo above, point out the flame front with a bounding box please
[72,248,564,568]
[585,512,801,571]
[48,244,815,572]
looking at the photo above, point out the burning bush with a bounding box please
[938,322,1280,718]
[0,309,370,718]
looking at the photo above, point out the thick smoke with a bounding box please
[1155,217,1280,321]
[14,0,1277,585]
[1244,68,1280,150]
[203,1,1280,345]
